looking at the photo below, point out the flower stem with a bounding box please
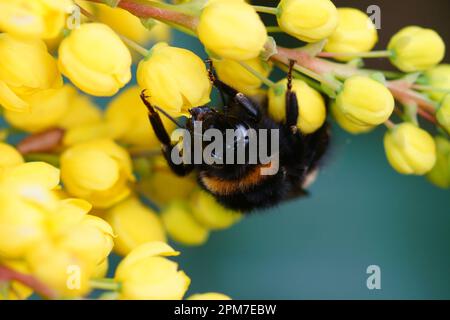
[0,264,58,299]
[238,61,275,87]
[412,84,450,94]
[119,35,150,56]
[103,0,199,31]
[318,50,393,59]
[252,5,279,15]
[271,52,342,93]
[90,278,121,291]
[266,26,283,33]
[384,120,396,129]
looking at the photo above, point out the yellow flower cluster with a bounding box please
[0,0,449,300]
[0,156,113,297]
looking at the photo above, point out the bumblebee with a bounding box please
[140,61,329,212]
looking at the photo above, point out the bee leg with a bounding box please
[207,59,260,120]
[206,59,227,106]
[140,90,193,176]
[285,60,299,133]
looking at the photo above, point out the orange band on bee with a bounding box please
[200,162,275,195]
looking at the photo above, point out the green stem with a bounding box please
[238,61,275,87]
[90,279,121,291]
[266,26,283,33]
[119,35,150,57]
[318,50,393,59]
[252,5,279,15]
[412,84,450,94]
[384,120,396,130]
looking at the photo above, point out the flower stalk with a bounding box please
[0,264,58,299]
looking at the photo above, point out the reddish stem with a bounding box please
[17,128,65,155]
[387,81,437,114]
[86,0,199,31]
[0,264,58,299]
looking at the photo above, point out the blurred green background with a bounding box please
[112,0,450,299]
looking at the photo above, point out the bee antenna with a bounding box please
[153,106,183,128]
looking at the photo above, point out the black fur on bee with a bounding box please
[140,60,329,213]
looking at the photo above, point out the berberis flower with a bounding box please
[0,0,73,39]
[105,86,175,147]
[105,197,166,256]
[58,23,132,96]
[384,123,436,175]
[214,57,272,96]
[425,64,450,102]
[198,0,267,60]
[268,79,326,134]
[324,8,378,61]
[137,43,211,116]
[277,0,338,43]
[115,242,191,300]
[0,34,62,112]
[335,76,395,127]
[388,26,445,72]
[426,136,450,188]
[436,94,450,135]
[60,139,135,208]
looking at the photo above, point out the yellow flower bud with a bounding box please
[214,58,272,96]
[0,192,48,259]
[277,0,338,43]
[384,123,436,175]
[105,197,166,256]
[0,0,73,39]
[425,64,450,102]
[26,241,93,298]
[336,76,394,127]
[0,162,60,201]
[137,43,211,116]
[115,242,191,300]
[161,202,209,246]
[138,157,197,208]
[388,26,445,72]
[437,94,450,134]
[0,142,24,168]
[324,8,378,61]
[58,88,102,130]
[58,214,114,266]
[198,0,267,60]
[105,86,175,147]
[4,86,73,133]
[331,102,374,135]
[63,122,114,146]
[47,198,92,237]
[0,34,62,112]
[188,293,232,300]
[58,23,132,96]
[426,136,450,188]
[190,191,241,230]
[268,79,326,134]
[61,139,135,208]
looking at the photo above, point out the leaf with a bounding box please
[260,37,278,61]
[370,72,387,85]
